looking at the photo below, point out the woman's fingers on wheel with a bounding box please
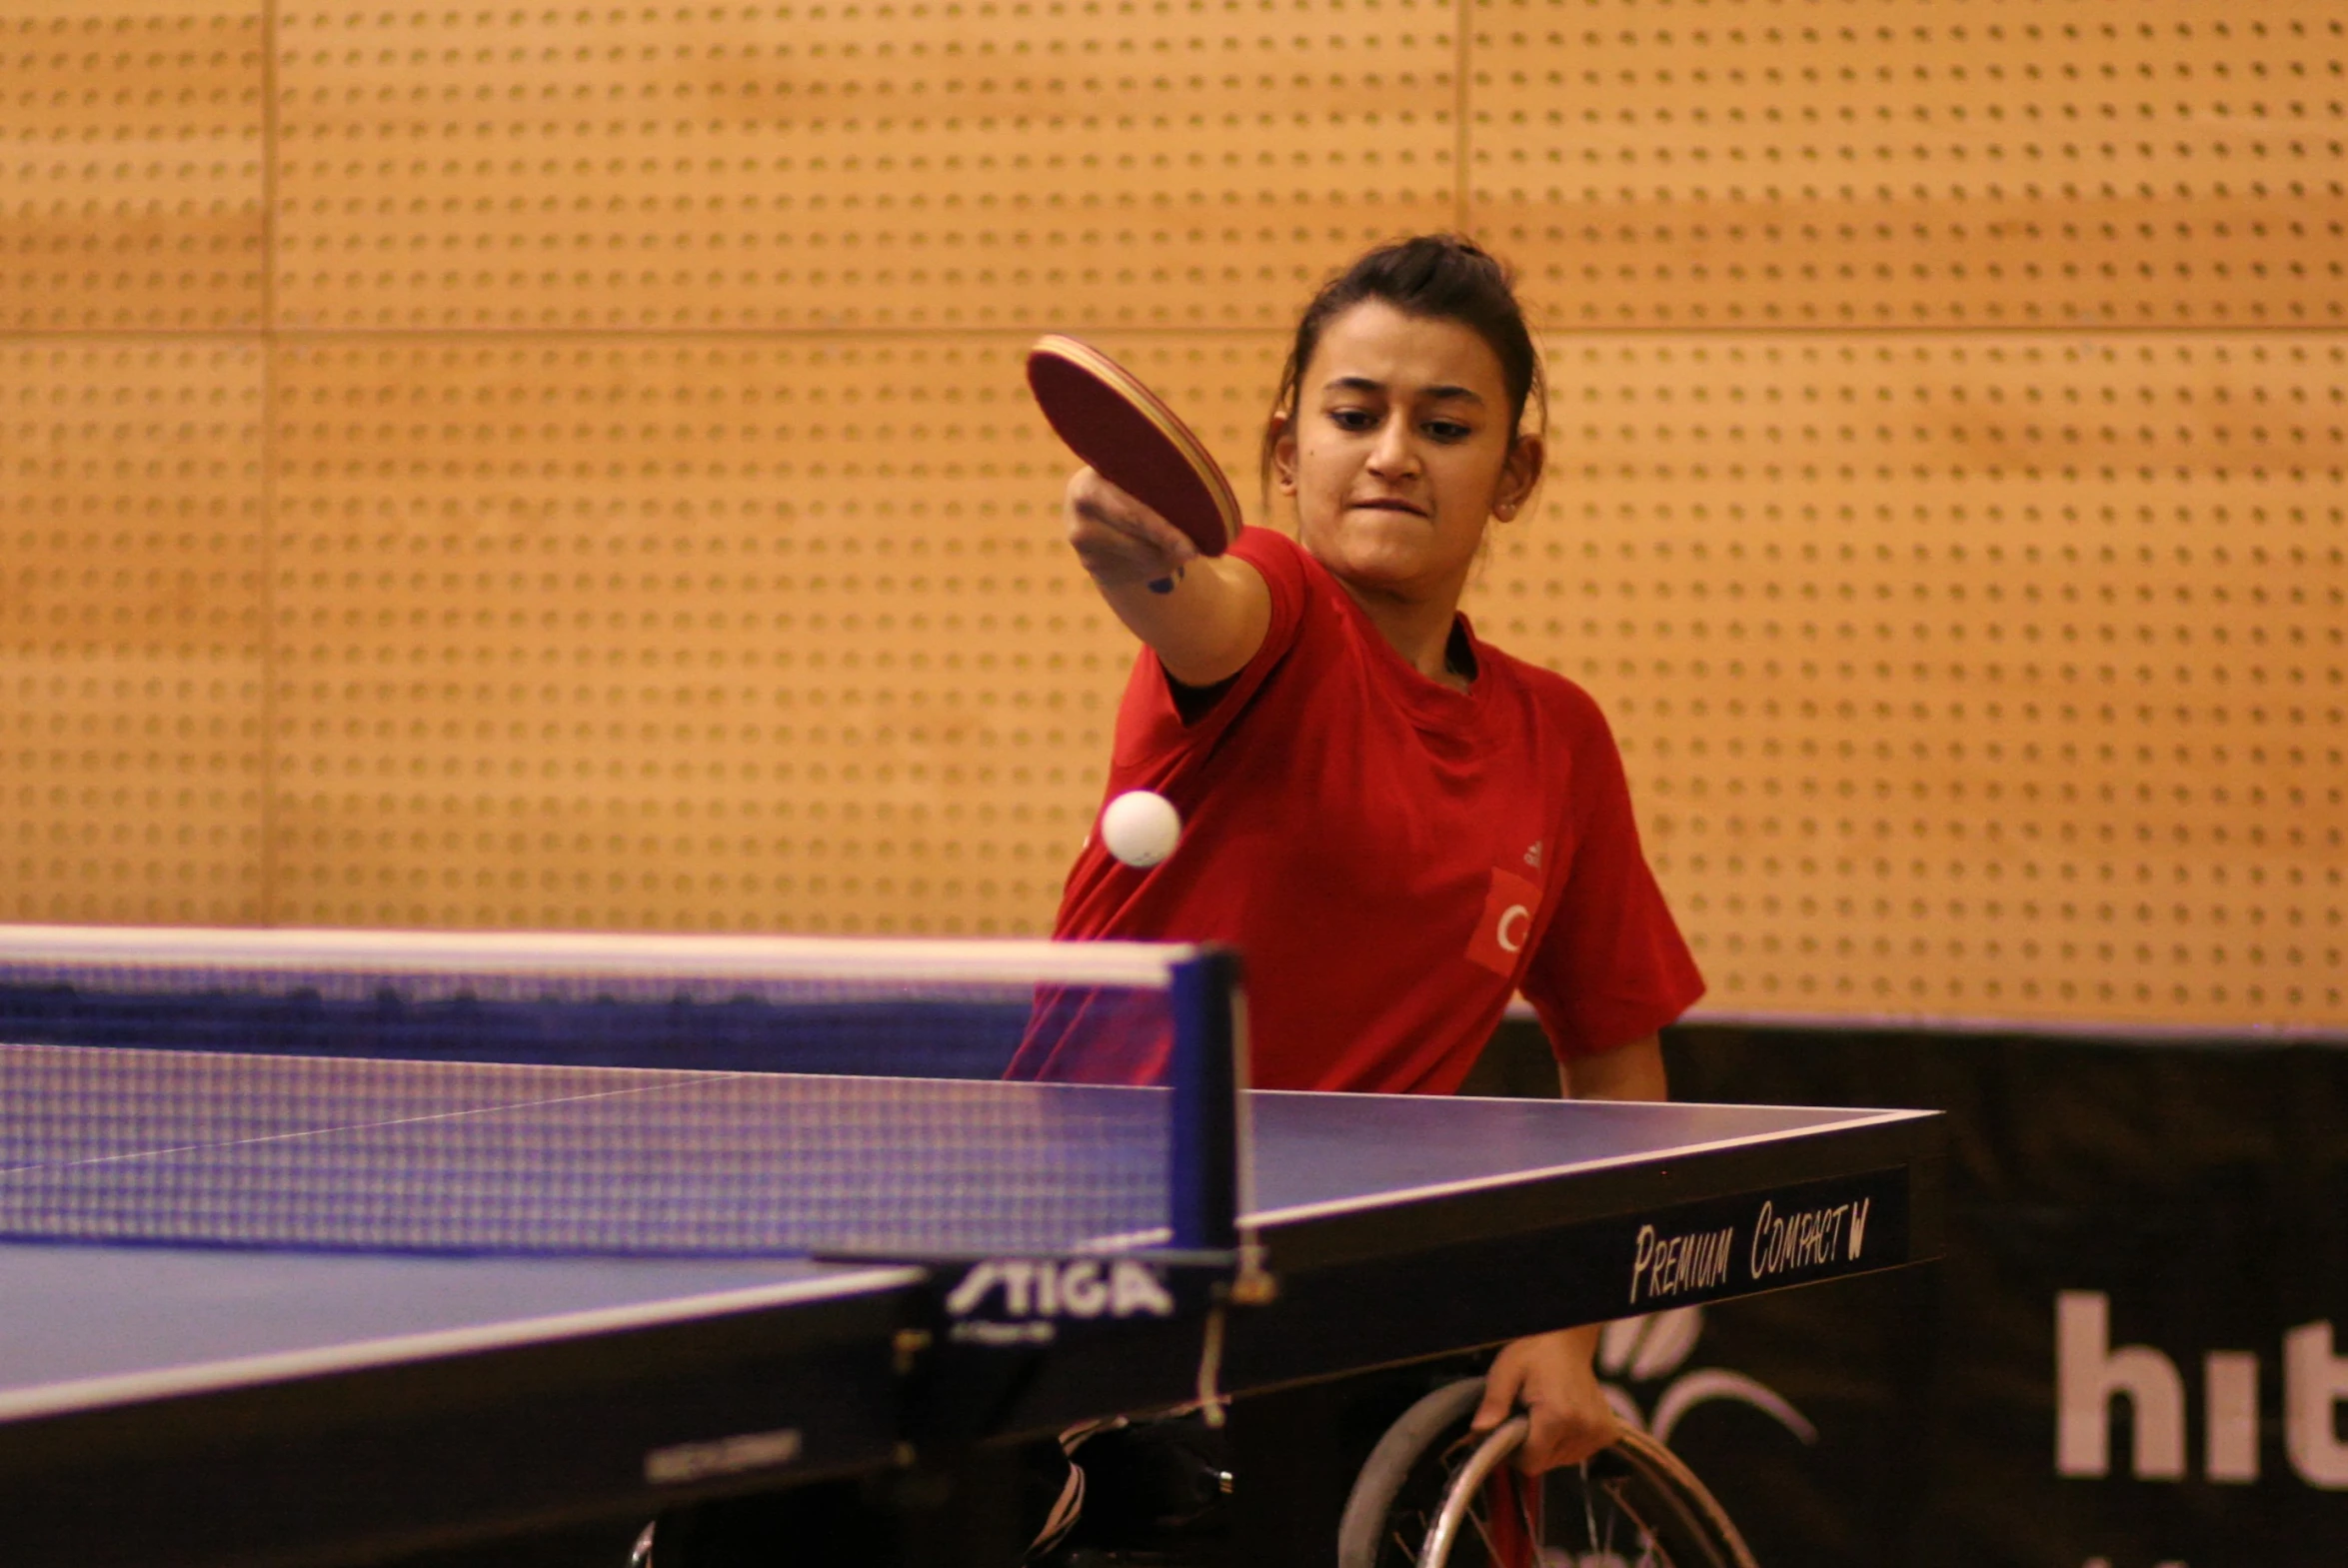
[1514,1403,1617,1473]
[1469,1354,1528,1436]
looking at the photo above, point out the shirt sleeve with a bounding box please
[1517,696,1706,1059]
[1111,527,1312,767]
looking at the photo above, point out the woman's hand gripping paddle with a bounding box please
[1026,336,1242,588]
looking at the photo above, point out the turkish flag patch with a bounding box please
[1465,867,1543,976]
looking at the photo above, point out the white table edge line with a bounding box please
[0,1263,925,1425]
[1241,1109,1929,1228]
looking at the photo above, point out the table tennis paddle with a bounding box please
[1026,335,1241,558]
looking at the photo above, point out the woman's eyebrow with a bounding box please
[1318,375,1487,405]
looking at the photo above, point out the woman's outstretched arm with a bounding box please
[1064,467,1270,689]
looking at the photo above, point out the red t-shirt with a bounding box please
[1010,529,1703,1093]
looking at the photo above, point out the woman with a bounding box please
[1024,235,1704,1498]
[647,238,1705,1568]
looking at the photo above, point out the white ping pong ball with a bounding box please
[1101,790,1181,868]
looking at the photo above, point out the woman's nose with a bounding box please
[1365,416,1416,476]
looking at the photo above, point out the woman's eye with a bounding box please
[1424,420,1472,442]
[1328,408,1379,432]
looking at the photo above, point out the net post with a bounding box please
[1168,945,1245,1253]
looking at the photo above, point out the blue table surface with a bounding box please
[0,1089,1907,1417]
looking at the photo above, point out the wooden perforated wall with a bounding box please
[2,1,2340,1028]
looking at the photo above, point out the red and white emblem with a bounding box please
[1465,866,1542,976]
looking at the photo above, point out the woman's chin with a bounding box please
[1307,519,1429,575]
[1307,531,1477,596]
[1315,549,1440,598]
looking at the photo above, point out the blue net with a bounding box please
[0,928,1205,1259]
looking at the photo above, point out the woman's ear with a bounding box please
[1267,410,1299,496]
[1493,431,1544,521]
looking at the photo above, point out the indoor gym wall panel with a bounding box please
[0,340,267,924]
[270,0,1459,332]
[0,2,266,332]
[266,330,1282,933]
[1471,0,2346,329]
[2,0,2340,1033]
[1471,329,2344,1026]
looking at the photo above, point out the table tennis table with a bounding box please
[0,927,1945,1568]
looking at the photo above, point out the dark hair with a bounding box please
[1260,234,1545,497]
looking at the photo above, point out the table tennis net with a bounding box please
[0,1043,1174,1257]
[0,927,1181,1079]
[0,929,1221,1258]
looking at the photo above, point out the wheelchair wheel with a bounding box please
[1335,1377,1758,1568]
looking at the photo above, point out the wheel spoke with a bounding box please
[1578,1460,1601,1554]
[1467,1492,1503,1564]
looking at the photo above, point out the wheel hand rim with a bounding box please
[1420,1415,1527,1566]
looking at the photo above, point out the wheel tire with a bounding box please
[1335,1379,1486,1568]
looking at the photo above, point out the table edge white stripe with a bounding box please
[0,1263,924,1424]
